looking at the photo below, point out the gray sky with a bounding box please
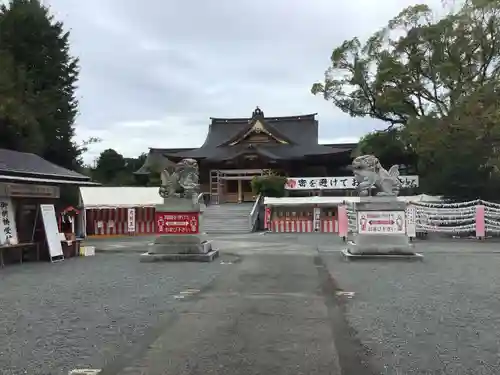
[43,0,441,163]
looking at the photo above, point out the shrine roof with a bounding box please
[136,109,358,170]
[157,108,356,161]
[203,112,319,148]
[0,148,92,182]
[162,143,353,161]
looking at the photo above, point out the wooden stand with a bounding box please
[0,242,40,267]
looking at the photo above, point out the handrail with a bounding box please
[197,192,204,203]
[196,192,207,210]
[249,194,262,231]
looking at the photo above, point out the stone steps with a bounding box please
[202,203,253,233]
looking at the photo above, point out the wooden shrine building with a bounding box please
[136,107,357,204]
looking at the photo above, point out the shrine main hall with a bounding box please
[136,107,357,203]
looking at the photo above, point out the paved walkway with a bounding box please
[101,252,346,375]
[88,233,500,375]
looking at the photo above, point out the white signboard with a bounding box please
[127,208,136,232]
[357,211,406,235]
[406,205,417,237]
[313,207,321,232]
[0,197,18,245]
[40,204,64,260]
[285,176,419,190]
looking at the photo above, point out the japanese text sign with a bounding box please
[156,212,199,234]
[357,211,406,235]
[285,176,419,190]
[127,208,136,232]
[0,197,18,245]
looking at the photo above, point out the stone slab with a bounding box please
[350,196,412,254]
[348,233,414,254]
[149,237,212,255]
[341,248,423,261]
[356,196,407,211]
[156,198,200,212]
[139,249,220,263]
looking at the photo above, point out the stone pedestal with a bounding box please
[344,196,422,260]
[140,198,219,262]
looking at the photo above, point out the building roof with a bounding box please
[159,108,355,161]
[135,109,359,173]
[80,187,163,208]
[200,111,320,148]
[0,148,92,182]
[170,143,353,162]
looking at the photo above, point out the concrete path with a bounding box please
[76,233,500,374]
[99,249,348,375]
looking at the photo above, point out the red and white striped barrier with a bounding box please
[136,207,156,234]
[322,220,338,233]
[271,220,313,233]
[270,219,338,233]
[85,207,156,236]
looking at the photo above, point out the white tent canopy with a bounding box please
[80,187,163,209]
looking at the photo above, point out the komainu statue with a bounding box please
[351,155,401,196]
[159,158,199,199]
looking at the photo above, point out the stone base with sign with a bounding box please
[140,198,219,263]
[343,197,422,260]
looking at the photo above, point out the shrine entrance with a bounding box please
[210,169,265,204]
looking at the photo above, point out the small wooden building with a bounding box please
[0,148,97,264]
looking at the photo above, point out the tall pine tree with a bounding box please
[0,49,44,153]
[0,0,81,169]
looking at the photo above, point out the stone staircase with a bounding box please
[201,203,254,234]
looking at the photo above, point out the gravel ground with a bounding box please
[321,245,500,375]
[4,233,500,375]
[0,252,229,375]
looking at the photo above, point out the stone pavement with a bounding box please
[103,252,345,375]
[0,251,230,375]
[87,233,500,375]
[2,233,500,374]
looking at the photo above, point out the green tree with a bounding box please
[355,128,418,174]
[91,150,150,185]
[0,49,44,153]
[93,149,127,184]
[312,0,500,199]
[0,0,81,169]
[124,153,148,175]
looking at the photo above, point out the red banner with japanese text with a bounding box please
[156,212,199,234]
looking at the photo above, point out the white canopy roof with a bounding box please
[264,194,442,206]
[80,187,163,208]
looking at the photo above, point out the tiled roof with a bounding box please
[0,148,90,181]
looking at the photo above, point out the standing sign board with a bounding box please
[357,211,406,235]
[127,208,136,233]
[406,205,417,238]
[313,207,321,232]
[40,204,64,261]
[156,212,199,234]
[0,197,18,245]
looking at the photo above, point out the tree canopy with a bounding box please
[312,0,500,200]
[0,0,88,169]
[88,149,152,186]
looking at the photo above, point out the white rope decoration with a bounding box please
[418,223,476,232]
[342,198,500,235]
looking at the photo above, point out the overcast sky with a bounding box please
[42,0,441,164]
